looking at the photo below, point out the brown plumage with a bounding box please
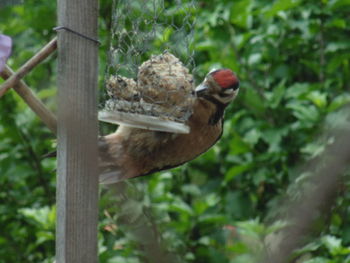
[99,68,239,184]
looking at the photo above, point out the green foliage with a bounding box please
[1,0,350,262]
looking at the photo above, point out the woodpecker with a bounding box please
[99,68,240,184]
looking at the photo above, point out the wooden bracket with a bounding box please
[0,38,58,134]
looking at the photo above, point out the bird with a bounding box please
[99,68,240,184]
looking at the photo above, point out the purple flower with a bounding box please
[0,34,12,72]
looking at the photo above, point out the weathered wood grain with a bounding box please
[56,0,99,262]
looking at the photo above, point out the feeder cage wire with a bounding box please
[99,0,197,134]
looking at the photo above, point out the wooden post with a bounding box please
[56,0,99,262]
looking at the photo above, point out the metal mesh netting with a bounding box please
[107,0,196,78]
[99,0,197,133]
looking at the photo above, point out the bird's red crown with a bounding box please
[211,69,239,90]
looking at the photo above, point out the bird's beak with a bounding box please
[195,82,209,96]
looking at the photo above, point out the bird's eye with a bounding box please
[228,82,240,91]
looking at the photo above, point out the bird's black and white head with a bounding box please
[195,68,240,106]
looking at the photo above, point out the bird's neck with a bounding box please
[193,98,227,126]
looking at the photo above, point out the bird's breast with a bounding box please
[137,99,223,175]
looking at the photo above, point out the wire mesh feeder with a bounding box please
[99,52,195,133]
[99,0,196,134]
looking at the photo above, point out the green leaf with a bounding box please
[327,53,350,73]
[326,41,350,53]
[262,127,288,153]
[243,88,266,116]
[307,91,327,109]
[301,141,326,158]
[226,192,255,219]
[224,163,254,183]
[321,235,343,255]
[327,18,347,29]
[198,214,227,224]
[248,53,262,65]
[244,128,261,146]
[264,0,302,18]
[230,0,253,29]
[328,0,350,10]
[229,132,251,155]
[287,101,320,124]
[169,199,193,216]
[328,94,350,112]
[285,83,310,99]
[19,206,56,229]
[269,81,286,109]
[302,257,330,263]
